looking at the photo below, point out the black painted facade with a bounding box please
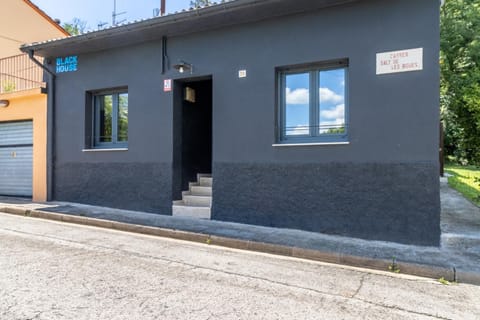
[29,0,441,245]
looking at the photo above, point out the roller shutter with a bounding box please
[0,121,33,197]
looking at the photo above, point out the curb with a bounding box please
[1,206,479,285]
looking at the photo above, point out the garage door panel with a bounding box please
[0,121,33,146]
[0,122,33,197]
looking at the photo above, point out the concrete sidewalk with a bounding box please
[1,178,479,285]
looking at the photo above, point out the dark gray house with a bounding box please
[22,0,441,246]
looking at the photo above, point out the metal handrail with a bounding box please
[284,124,347,135]
[0,54,45,94]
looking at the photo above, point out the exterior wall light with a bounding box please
[0,100,9,108]
[173,61,193,74]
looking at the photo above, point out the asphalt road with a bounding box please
[0,213,479,320]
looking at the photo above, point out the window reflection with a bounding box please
[278,60,348,143]
[98,95,113,142]
[285,73,310,136]
[93,91,128,147]
[319,68,345,135]
[118,93,128,142]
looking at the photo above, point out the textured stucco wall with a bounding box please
[212,162,440,246]
[54,163,171,213]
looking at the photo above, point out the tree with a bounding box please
[62,18,87,36]
[190,0,211,8]
[324,127,345,134]
[440,0,480,164]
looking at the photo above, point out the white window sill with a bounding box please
[272,142,350,147]
[82,148,128,152]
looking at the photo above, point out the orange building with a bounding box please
[0,0,68,201]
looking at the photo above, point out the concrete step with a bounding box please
[172,204,211,219]
[199,176,213,187]
[172,173,213,220]
[189,182,199,188]
[183,194,211,207]
[188,181,212,188]
[197,173,212,181]
[190,185,212,196]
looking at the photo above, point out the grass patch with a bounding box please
[445,164,480,206]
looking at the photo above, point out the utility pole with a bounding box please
[112,0,127,26]
[161,0,166,16]
[154,1,165,17]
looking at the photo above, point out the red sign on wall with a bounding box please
[164,79,172,92]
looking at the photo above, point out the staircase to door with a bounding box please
[172,173,212,219]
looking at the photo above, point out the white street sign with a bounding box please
[376,48,423,75]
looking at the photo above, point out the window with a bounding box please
[278,60,348,143]
[92,89,128,148]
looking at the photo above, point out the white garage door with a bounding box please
[0,121,33,197]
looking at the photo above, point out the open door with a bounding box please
[172,76,212,200]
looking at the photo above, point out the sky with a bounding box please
[285,69,346,135]
[31,0,193,31]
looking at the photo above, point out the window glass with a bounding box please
[98,94,112,143]
[117,93,128,142]
[319,68,346,135]
[285,73,310,136]
[92,90,128,148]
[278,60,348,143]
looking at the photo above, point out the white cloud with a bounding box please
[286,88,309,104]
[319,106,345,134]
[320,104,345,120]
[319,88,344,104]
[287,125,309,135]
[321,118,345,126]
[319,121,345,134]
[286,87,344,105]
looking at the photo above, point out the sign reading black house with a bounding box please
[56,56,78,73]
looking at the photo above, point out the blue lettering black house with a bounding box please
[21,0,441,246]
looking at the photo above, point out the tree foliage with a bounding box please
[441,0,480,164]
[62,18,87,36]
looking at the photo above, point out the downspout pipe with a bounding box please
[27,50,55,201]
[162,36,168,74]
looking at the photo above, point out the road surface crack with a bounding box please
[351,274,367,298]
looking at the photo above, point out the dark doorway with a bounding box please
[172,77,212,200]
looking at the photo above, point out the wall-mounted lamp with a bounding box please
[0,100,9,108]
[173,61,193,74]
